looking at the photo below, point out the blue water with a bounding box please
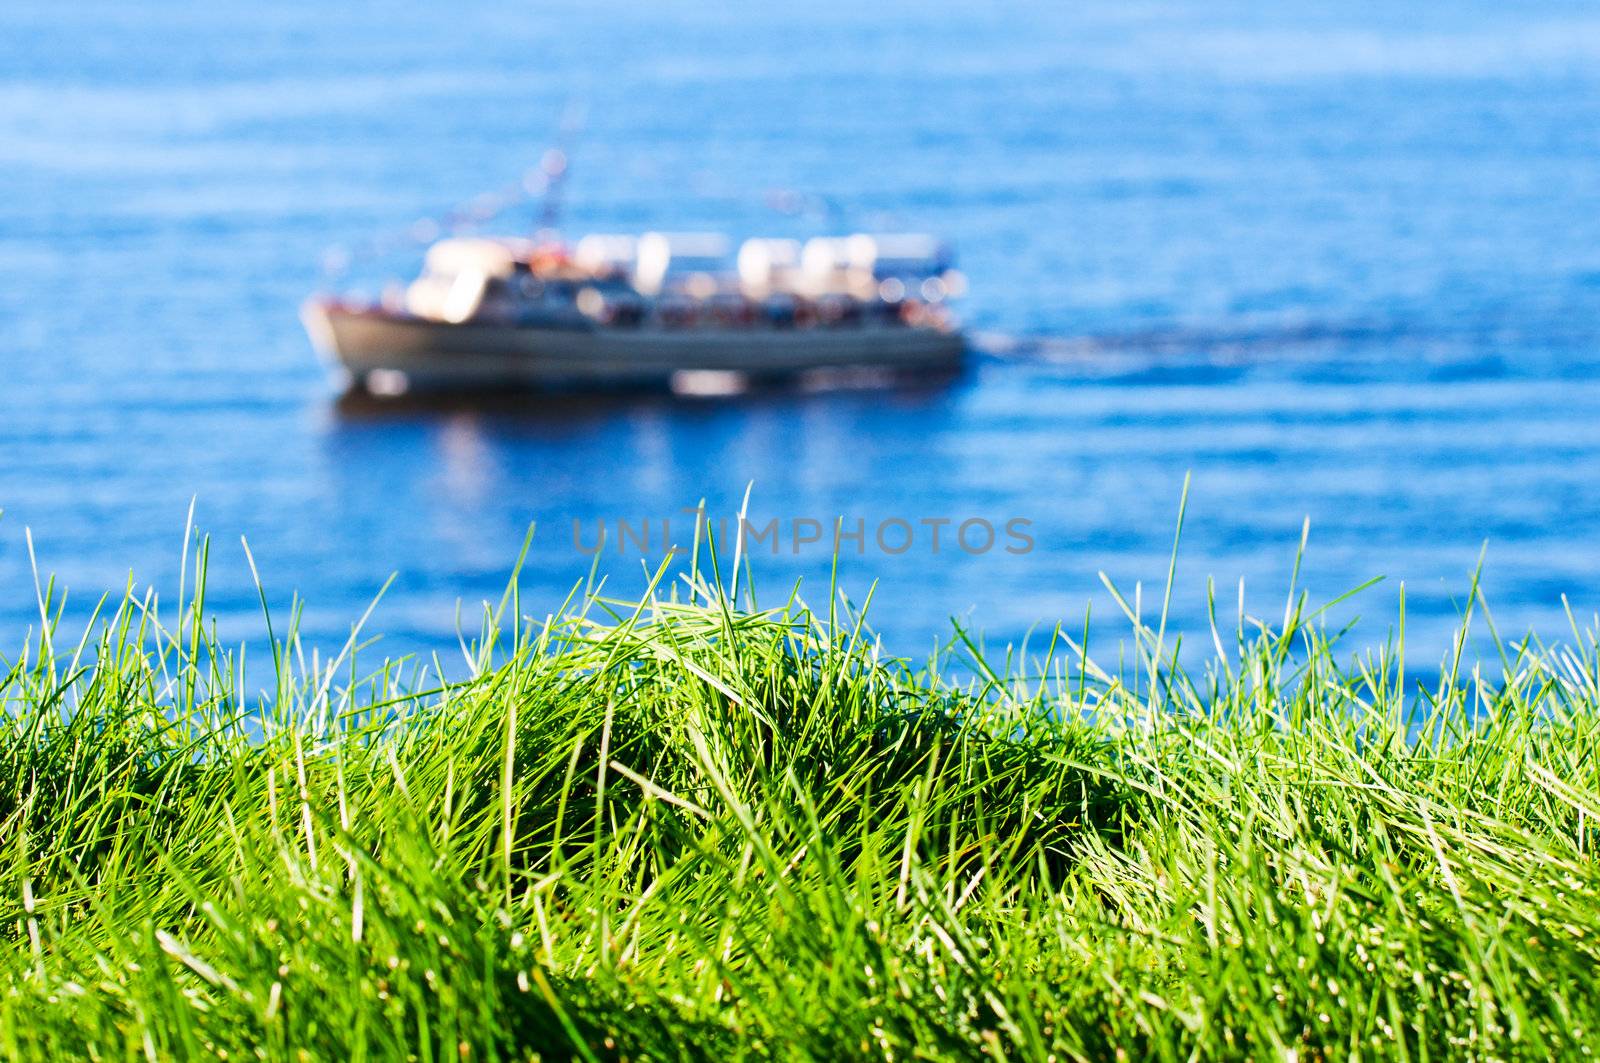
[5,0,1600,668]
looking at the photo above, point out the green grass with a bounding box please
[4,536,1600,1061]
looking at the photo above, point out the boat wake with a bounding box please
[970,311,1600,373]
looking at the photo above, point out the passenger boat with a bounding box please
[302,231,967,393]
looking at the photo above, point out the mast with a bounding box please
[533,101,586,239]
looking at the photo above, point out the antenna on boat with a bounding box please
[531,101,587,239]
[317,102,589,284]
[763,187,850,228]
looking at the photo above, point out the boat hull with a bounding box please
[302,301,966,390]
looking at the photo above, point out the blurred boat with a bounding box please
[302,231,966,393]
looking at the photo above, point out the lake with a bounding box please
[5,0,1600,669]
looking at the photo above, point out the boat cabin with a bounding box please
[397,231,959,329]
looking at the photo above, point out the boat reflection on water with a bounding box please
[328,359,967,425]
[315,353,970,587]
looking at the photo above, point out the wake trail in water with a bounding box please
[971,313,1600,368]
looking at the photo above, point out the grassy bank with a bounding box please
[3,550,1600,1061]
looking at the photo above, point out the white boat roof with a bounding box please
[638,231,732,260]
[573,233,638,269]
[848,233,951,273]
[423,237,530,279]
[633,232,733,293]
[418,232,953,291]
